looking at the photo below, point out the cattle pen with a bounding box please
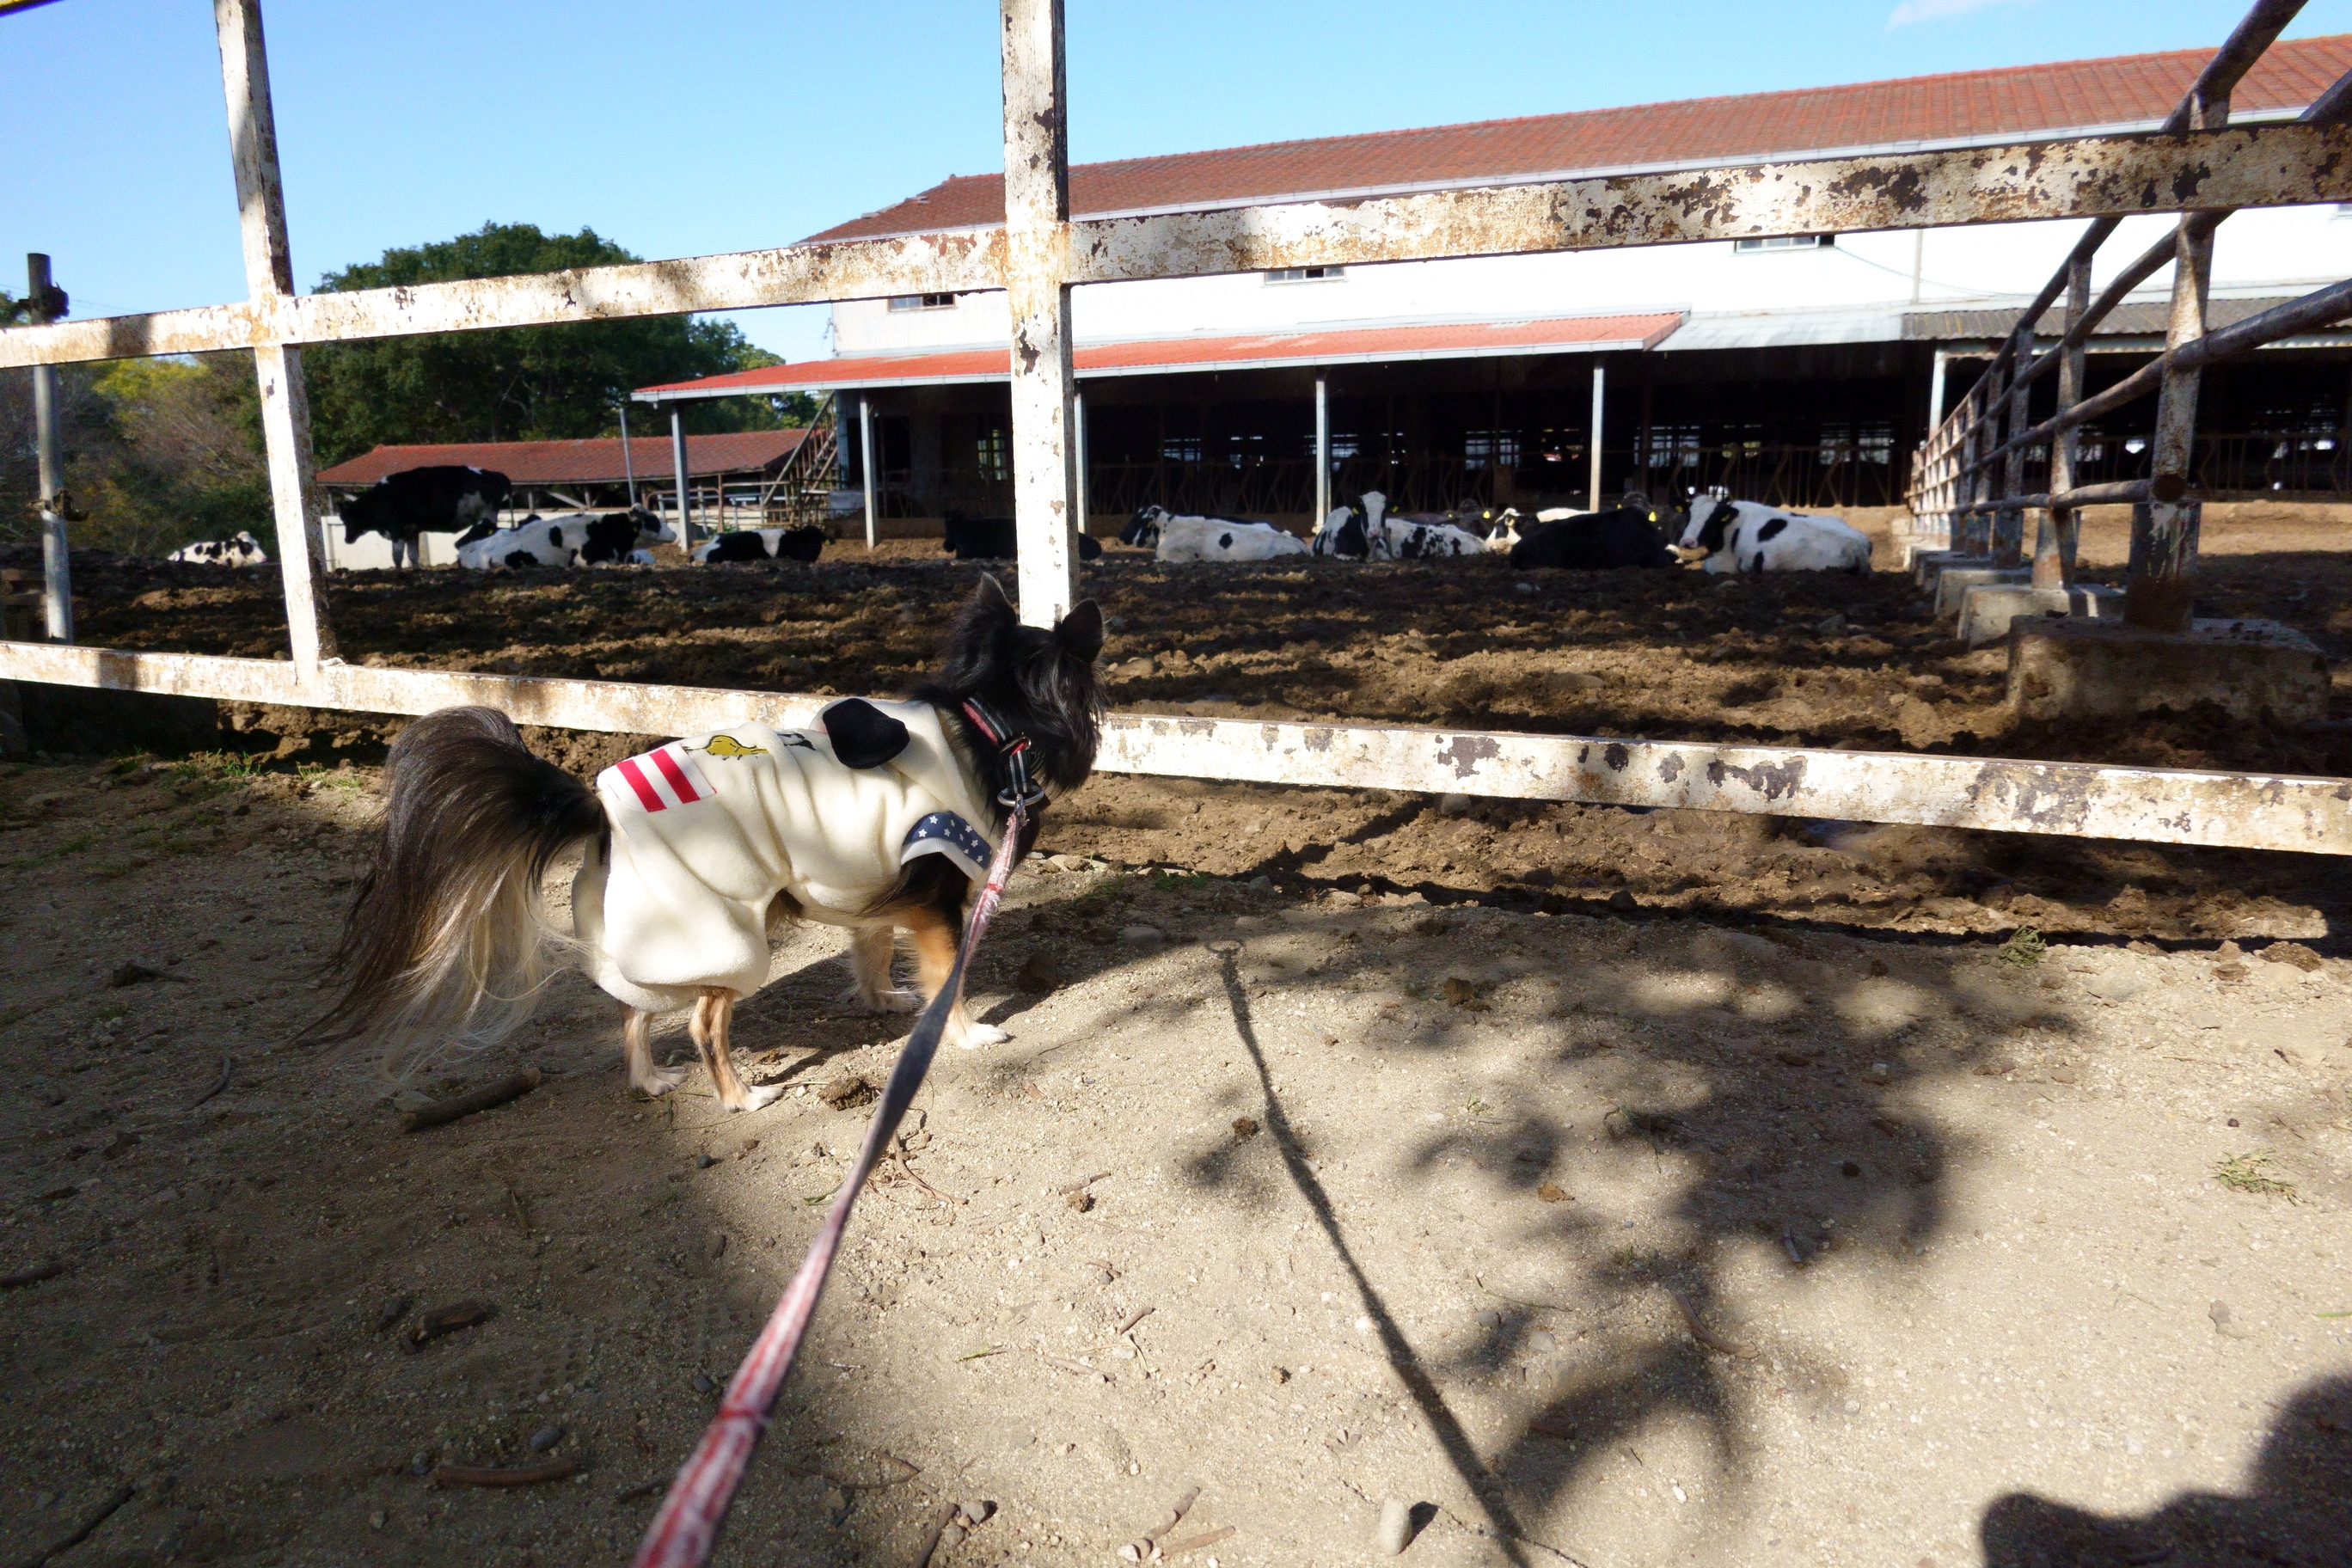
[3,1,2351,861]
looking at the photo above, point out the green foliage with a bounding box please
[2214,1151,2295,1200]
[1997,927,2046,968]
[303,223,803,462]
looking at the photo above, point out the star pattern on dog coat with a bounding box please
[901,810,993,880]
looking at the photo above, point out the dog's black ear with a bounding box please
[1053,598,1104,664]
[970,572,1014,619]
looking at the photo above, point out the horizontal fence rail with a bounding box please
[4,640,2347,856]
[5,124,2352,371]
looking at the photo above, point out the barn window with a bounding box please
[1265,266,1344,283]
[1732,235,1833,254]
[1161,434,1202,462]
[977,426,1009,481]
[1464,431,1520,470]
[888,293,960,311]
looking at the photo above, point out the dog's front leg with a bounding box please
[904,907,1008,1050]
[844,924,919,1014]
[691,989,783,1112]
[622,1008,689,1098]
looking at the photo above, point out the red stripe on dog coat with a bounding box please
[615,756,665,812]
[649,747,701,804]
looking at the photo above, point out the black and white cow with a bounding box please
[1122,505,1306,563]
[456,508,673,571]
[340,466,511,570]
[692,526,827,564]
[168,531,269,567]
[941,511,1102,561]
[1673,496,1871,574]
[1507,506,1676,571]
[1312,492,1486,560]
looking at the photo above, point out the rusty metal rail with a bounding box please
[1905,0,2352,629]
[5,640,2345,855]
[2,0,2347,858]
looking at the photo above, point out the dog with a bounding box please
[312,575,1105,1112]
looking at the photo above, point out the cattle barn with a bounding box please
[637,34,2352,542]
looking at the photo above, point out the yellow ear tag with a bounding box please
[700,735,769,759]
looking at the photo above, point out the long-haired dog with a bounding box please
[312,575,1104,1111]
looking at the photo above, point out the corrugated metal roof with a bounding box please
[315,430,810,487]
[805,36,2352,243]
[1902,295,2301,340]
[636,313,1684,398]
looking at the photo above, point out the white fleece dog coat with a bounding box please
[570,700,996,1013]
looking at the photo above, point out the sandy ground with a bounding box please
[3,754,2350,1568]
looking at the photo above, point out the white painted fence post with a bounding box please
[1000,0,1079,627]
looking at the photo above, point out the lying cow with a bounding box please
[1507,506,1675,570]
[341,465,509,570]
[1120,506,1303,563]
[692,526,826,564]
[941,511,1102,562]
[456,508,673,571]
[168,531,269,567]
[1674,496,1871,574]
[1312,492,1486,560]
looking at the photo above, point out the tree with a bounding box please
[303,223,801,463]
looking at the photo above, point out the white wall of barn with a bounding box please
[828,203,2352,358]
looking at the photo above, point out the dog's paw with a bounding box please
[861,988,922,1014]
[632,1064,690,1098]
[952,1023,1012,1050]
[732,1082,787,1112]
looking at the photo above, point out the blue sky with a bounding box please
[4,0,2349,363]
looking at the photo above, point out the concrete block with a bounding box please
[1908,550,1985,591]
[1957,583,2125,646]
[1933,564,2030,619]
[2008,616,2330,726]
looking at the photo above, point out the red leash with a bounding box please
[632,799,1030,1568]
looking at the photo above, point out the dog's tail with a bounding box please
[311,706,606,1061]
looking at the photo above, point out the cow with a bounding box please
[1507,506,1677,570]
[340,466,510,570]
[691,526,827,565]
[941,511,1102,562]
[168,531,269,567]
[456,509,673,571]
[1673,496,1872,575]
[1312,492,1486,560]
[1121,505,1306,563]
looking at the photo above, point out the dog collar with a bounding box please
[960,699,1047,811]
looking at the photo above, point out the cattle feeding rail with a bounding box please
[3,0,2351,856]
[1905,0,2352,630]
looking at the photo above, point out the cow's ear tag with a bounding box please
[822,699,911,769]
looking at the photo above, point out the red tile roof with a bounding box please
[636,313,1684,398]
[315,430,811,487]
[806,35,2352,242]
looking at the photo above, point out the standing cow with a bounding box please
[340,466,511,569]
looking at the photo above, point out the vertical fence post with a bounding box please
[1994,322,2032,567]
[618,401,636,503]
[213,0,335,677]
[1587,358,1606,510]
[857,395,878,550]
[1073,386,1089,543]
[25,254,71,643]
[2036,253,2092,590]
[2128,211,2218,632]
[1314,373,1330,524]
[668,404,695,546]
[1001,0,1079,628]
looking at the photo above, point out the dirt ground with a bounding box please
[2,753,2350,1568]
[8,502,2350,952]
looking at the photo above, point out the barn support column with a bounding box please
[25,254,70,643]
[214,0,335,677]
[1314,372,1330,524]
[617,400,638,507]
[668,405,694,546]
[1588,358,1606,510]
[1927,346,1949,427]
[1001,0,1080,627]
[1073,386,1089,538]
[857,395,878,549]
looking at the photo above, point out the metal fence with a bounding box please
[1904,0,2352,623]
[3,0,2351,853]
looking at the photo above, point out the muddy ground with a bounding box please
[2,754,2349,1568]
[10,505,2350,949]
